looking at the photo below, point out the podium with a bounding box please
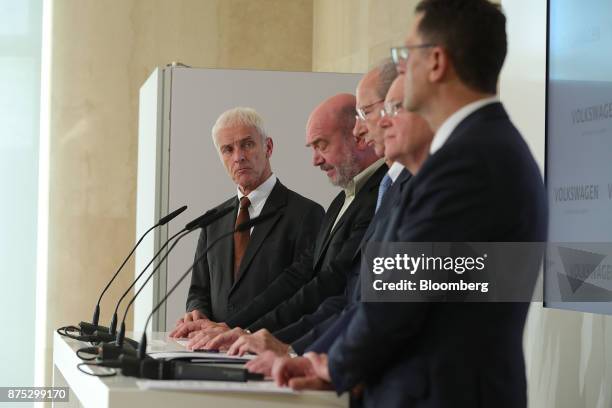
[52,331,348,408]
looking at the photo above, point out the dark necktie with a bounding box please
[234,196,251,280]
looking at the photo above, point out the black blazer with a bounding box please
[277,169,412,353]
[288,169,412,354]
[226,163,388,332]
[186,179,324,322]
[327,103,548,408]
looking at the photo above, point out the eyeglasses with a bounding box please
[356,99,384,121]
[390,44,436,66]
[380,100,404,118]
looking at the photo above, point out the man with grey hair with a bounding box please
[171,107,324,331]
[171,94,385,347]
[172,94,386,360]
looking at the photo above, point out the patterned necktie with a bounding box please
[233,196,251,280]
[375,174,392,213]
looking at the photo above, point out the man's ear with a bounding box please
[265,137,274,158]
[428,46,450,83]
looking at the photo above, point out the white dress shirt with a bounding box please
[331,158,386,230]
[430,96,500,154]
[387,161,405,183]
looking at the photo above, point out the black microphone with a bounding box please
[136,211,277,359]
[113,206,237,349]
[76,206,187,336]
[106,206,235,337]
[118,356,262,381]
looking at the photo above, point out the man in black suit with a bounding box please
[272,1,547,407]
[298,74,430,356]
[173,94,384,349]
[169,107,324,332]
[191,64,401,356]
[241,72,431,377]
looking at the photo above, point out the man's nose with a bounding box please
[232,147,245,162]
[353,118,367,139]
[378,114,391,129]
[312,150,324,167]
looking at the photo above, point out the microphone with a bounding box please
[113,206,237,349]
[76,206,187,336]
[118,356,263,381]
[136,211,278,359]
[106,206,235,337]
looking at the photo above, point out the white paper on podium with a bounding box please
[147,350,256,363]
[137,379,297,394]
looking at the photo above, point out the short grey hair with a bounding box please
[375,58,399,99]
[211,107,268,148]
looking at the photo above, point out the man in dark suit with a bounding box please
[173,94,384,349]
[272,2,547,407]
[169,107,324,333]
[298,74,430,356]
[241,73,430,377]
[191,64,400,356]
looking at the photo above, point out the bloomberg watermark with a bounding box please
[361,242,545,302]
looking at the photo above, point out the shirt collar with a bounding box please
[343,158,385,198]
[237,173,277,208]
[430,96,499,154]
[387,162,405,183]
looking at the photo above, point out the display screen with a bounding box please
[546,0,612,313]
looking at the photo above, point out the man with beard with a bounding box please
[171,95,385,350]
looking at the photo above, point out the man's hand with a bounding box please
[272,352,333,391]
[272,356,316,387]
[245,351,280,377]
[169,319,221,339]
[227,329,289,356]
[202,327,247,351]
[169,310,207,337]
[185,323,231,350]
[177,309,207,325]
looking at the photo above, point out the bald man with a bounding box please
[173,94,386,353]
[205,66,407,357]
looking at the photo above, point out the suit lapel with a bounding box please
[314,163,388,268]
[313,191,345,262]
[380,173,415,242]
[354,169,412,260]
[230,180,287,291]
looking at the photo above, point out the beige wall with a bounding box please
[46,0,313,383]
[48,4,607,408]
[313,0,416,73]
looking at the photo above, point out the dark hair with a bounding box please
[376,58,399,99]
[415,0,506,94]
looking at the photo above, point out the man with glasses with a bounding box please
[271,1,547,407]
[183,63,405,361]
[228,74,433,379]
[353,59,396,160]
[378,75,433,175]
[171,94,386,353]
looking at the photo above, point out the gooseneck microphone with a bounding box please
[109,212,277,382]
[113,206,237,348]
[106,207,235,337]
[75,206,187,335]
[137,210,277,359]
[77,211,276,380]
